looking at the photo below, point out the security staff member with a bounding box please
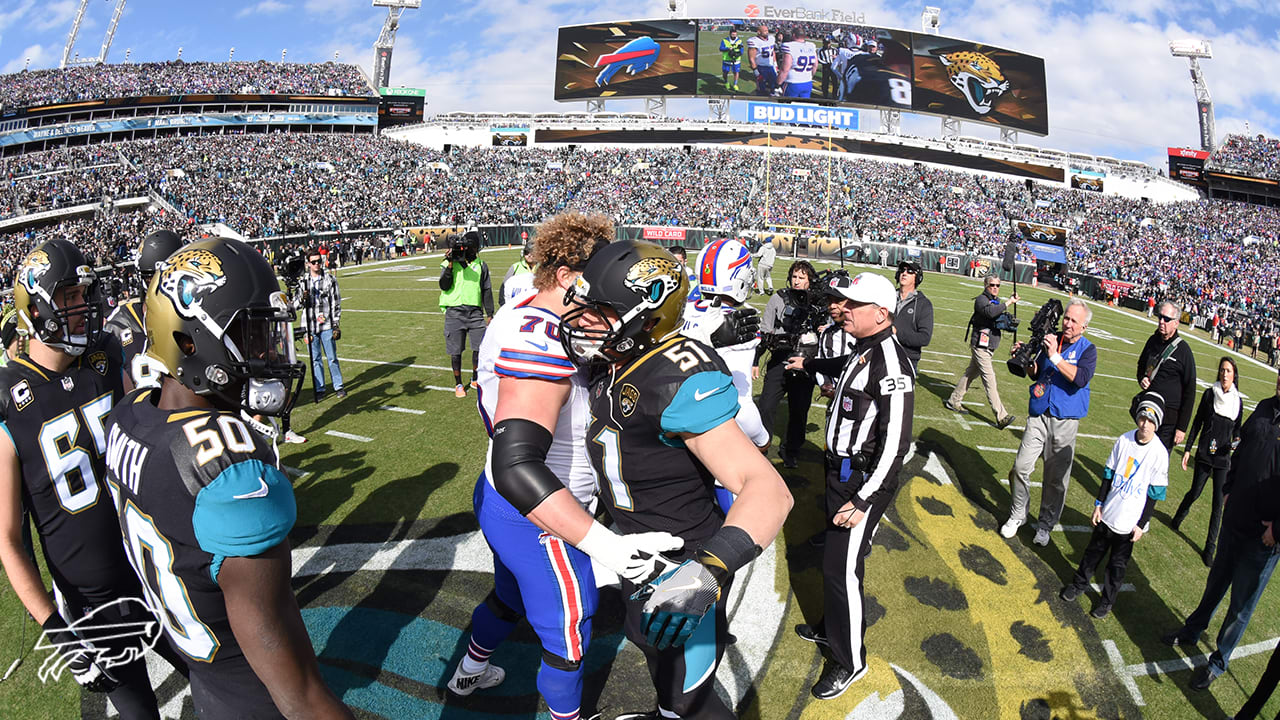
[786,272,914,700]
[892,260,933,372]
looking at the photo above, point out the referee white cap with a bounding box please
[824,272,896,309]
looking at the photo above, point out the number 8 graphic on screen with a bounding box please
[121,502,219,661]
[37,393,112,513]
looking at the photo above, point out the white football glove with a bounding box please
[576,521,684,584]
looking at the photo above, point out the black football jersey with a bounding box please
[0,341,132,606]
[587,336,740,550]
[104,299,161,389]
[104,389,295,695]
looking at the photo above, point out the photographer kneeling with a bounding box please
[439,230,495,397]
[1000,300,1097,546]
[755,261,825,468]
[947,272,1019,429]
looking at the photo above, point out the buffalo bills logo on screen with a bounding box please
[594,37,660,86]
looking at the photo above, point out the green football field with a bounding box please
[4,246,1280,719]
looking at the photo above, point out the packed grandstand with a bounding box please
[1,59,1278,344]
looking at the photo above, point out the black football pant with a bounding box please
[822,458,891,675]
[1067,523,1136,607]
[622,576,735,719]
[758,358,815,456]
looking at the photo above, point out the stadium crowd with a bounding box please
[0,60,373,110]
[3,133,1279,337]
[1209,133,1280,179]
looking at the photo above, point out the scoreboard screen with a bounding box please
[379,95,425,127]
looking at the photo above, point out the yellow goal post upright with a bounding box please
[760,108,837,259]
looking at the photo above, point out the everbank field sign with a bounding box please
[742,4,865,23]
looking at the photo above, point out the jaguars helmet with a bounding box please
[560,240,688,365]
[137,229,184,283]
[145,238,304,416]
[12,239,103,356]
[696,238,754,305]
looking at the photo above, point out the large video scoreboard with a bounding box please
[555,17,1048,135]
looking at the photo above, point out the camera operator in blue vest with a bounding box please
[999,299,1097,546]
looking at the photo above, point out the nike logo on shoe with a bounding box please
[233,478,270,500]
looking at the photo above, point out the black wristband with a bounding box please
[695,525,762,587]
[491,418,563,515]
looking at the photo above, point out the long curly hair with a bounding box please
[531,212,615,291]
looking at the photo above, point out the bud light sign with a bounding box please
[747,102,859,130]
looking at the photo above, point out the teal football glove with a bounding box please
[631,559,721,650]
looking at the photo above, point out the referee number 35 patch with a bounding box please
[879,375,913,395]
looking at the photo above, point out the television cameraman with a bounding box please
[1000,299,1097,546]
[439,229,495,398]
[946,272,1019,429]
[755,261,825,468]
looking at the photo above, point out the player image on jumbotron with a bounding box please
[555,20,697,100]
[911,34,1048,135]
[695,19,912,108]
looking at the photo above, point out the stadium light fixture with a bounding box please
[177,46,182,60]
[124,48,130,62]
[23,57,30,71]
[371,0,421,7]
[921,7,941,35]
[229,47,235,61]
[1169,38,1215,150]
[281,48,288,63]
[1169,38,1212,59]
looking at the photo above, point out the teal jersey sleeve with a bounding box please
[660,370,739,439]
[1147,485,1167,501]
[193,459,297,584]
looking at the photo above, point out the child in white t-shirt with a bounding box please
[1059,398,1169,618]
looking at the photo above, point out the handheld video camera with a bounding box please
[1007,299,1064,378]
[447,229,482,265]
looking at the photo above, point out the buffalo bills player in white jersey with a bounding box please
[449,213,682,720]
[776,28,819,98]
[747,24,777,96]
[682,239,770,514]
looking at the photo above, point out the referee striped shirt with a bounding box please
[825,326,915,511]
[818,47,837,67]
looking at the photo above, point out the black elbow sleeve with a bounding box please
[491,418,563,515]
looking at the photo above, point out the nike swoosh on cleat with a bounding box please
[233,478,270,500]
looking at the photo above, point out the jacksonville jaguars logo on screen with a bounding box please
[936,50,1010,115]
[623,256,683,309]
[157,249,227,325]
[20,250,52,296]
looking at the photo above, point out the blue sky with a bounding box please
[1,0,1277,168]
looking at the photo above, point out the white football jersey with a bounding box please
[502,271,536,305]
[680,299,767,447]
[748,35,776,67]
[478,291,596,504]
[781,40,818,83]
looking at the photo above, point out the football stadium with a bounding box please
[1,2,1280,719]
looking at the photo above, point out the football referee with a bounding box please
[786,272,915,700]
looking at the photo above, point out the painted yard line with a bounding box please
[1052,524,1094,533]
[343,309,442,315]
[1091,582,1136,593]
[1106,636,1280,706]
[325,430,373,443]
[924,350,971,360]
[380,405,426,415]
[1090,297,1278,375]
[425,384,468,393]
[976,445,1017,454]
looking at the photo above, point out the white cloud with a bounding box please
[0,0,34,34]
[237,1,290,20]
[31,0,79,32]
[304,0,362,19]
[3,43,53,74]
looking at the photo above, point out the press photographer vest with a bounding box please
[1028,335,1093,419]
[440,261,484,310]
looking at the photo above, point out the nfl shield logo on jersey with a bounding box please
[61,377,75,392]
[89,351,109,376]
[842,395,853,412]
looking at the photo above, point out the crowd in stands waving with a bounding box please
[2,132,1279,341]
[0,60,373,110]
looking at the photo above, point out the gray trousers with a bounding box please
[948,346,1007,419]
[1007,414,1080,531]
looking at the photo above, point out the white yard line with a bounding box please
[325,430,373,443]
[379,405,426,415]
[1105,636,1280,706]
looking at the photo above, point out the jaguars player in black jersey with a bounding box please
[0,239,179,719]
[560,241,792,720]
[103,238,352,720]
[104,229,183,391]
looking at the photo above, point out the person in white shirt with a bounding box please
[747,24,777,96]
[1058,398,1168,619]
[775,28,818,98]
[753,238,776,294]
